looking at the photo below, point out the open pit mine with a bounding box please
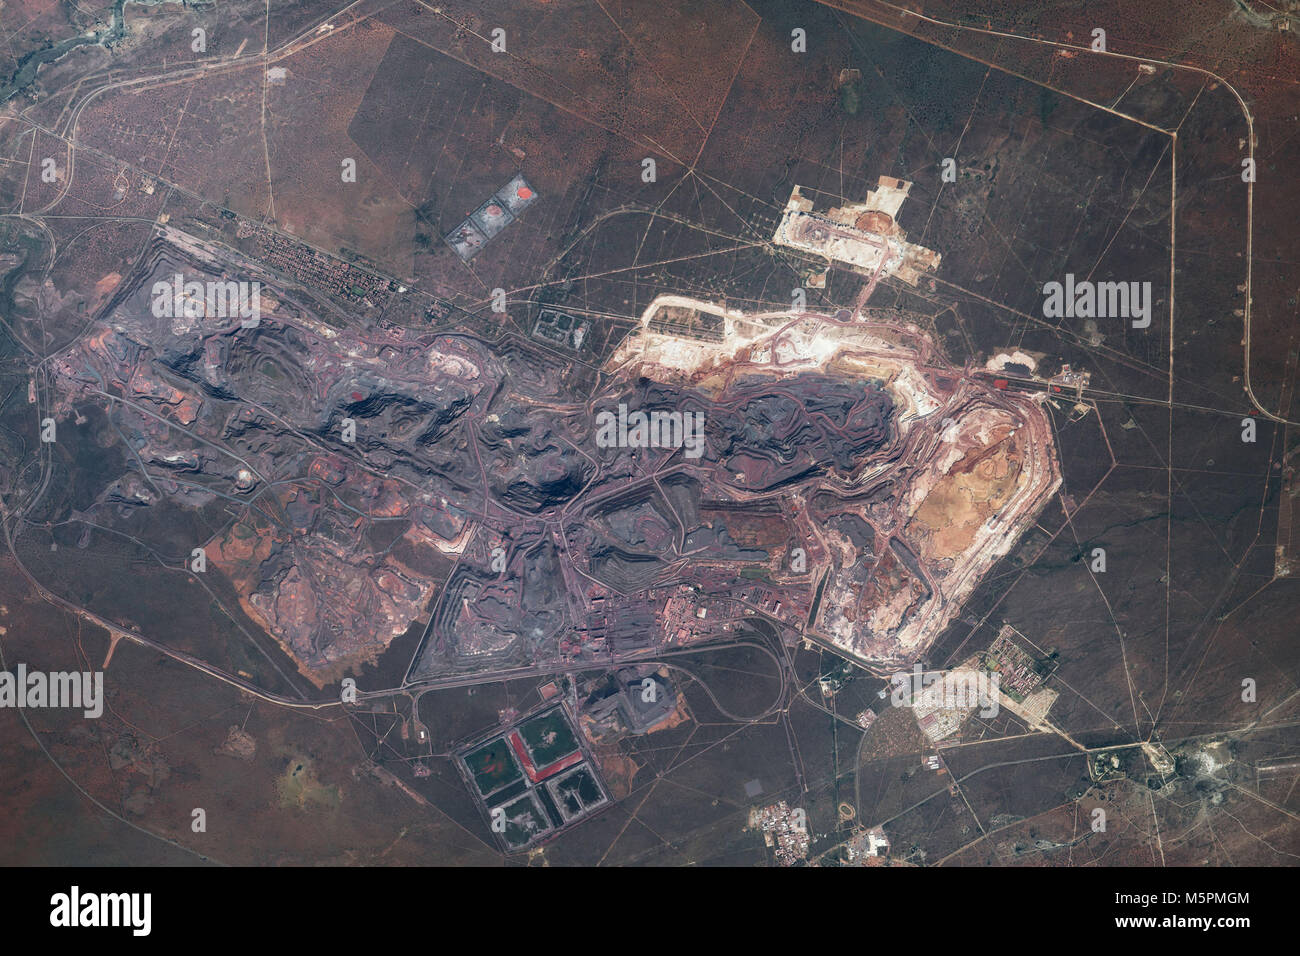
[605,296,1062,671]
[45,229,1059,689]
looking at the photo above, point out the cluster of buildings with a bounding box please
[909,673,986,742]
[915,705,969,742]
[566,595,656,656]
[733,582,809,626]
[557,575,767,663]
[235,219,392,309]
[1049,363,1092,394]
[771,176,941,288]
[840,826,890,864]
[532,307,591,351]
[983,625,1052,703]
[752,801,810,866]
[657,587,714,645]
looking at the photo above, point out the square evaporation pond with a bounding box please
[494,174,538,216]
[464,736,523,796]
